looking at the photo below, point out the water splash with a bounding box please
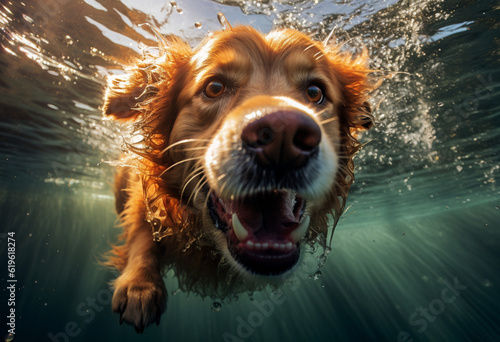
[217,12,233,30]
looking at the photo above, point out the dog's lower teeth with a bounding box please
[244,241,294,252]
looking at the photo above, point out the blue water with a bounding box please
[1,0,499,341]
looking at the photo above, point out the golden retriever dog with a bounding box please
[102,18,374,332]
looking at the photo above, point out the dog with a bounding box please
[102,18,374,332]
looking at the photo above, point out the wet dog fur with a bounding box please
[102,24,374,332]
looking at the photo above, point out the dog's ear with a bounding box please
[347,101,374,137]
[356,101,374,130]
[324,43,376,132]
[102,69,151,122]
[102,36,192,122]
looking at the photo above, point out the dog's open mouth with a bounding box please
[208,190,309,275]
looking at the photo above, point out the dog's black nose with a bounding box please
[241,110,321,169]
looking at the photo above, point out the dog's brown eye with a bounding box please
[306,84,324,104]
[204,80,225,98]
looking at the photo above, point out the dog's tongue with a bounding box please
[231,191,301,236]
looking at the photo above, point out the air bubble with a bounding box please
[22,14,34,24]
[211,302,222,312]
[318,254,327,267]
[65,35,73,45]
[217,12,232,30]
[194,22,202,29]
[313,270,322,280]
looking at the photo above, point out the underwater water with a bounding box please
[0,0,499,341]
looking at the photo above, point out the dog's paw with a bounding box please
[112,275,167,333]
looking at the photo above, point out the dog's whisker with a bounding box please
[202,188,214,215]
[180,169,204,203]
[314,51,325,61]
[218,179,229,199]
[339,37,355,49]
[175,146,209,152]
[159,157,202,178]
[312,108,328,117]
[180,166,203,202]
[189,177,208,206]
[183,164,204,183]
[319,116,339,125]
[161,139,210,155]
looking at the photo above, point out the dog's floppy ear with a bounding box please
[102,35,192,122]
[347,101,374,137]
[356,101,374,130]
[102,70,150,122]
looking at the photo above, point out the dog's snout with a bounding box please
[241,110,321,169]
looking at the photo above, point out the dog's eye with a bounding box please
[306,84,324,104]
[204,80,225,98]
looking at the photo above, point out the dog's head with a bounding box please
[103,26,373,280]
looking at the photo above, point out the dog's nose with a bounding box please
[241,110,321,169]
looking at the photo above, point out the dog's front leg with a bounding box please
[111,222,166,333]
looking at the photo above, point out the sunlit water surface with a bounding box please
[0,0,499,341]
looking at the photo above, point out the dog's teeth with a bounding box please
[290,215,310,243]
[286,241,293,251]
[246,240,254,249]
[255,242,262,249]
[279,244,285,251]
[232,213,249,241]
[262,242,269,249]
[273,243,279,249]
